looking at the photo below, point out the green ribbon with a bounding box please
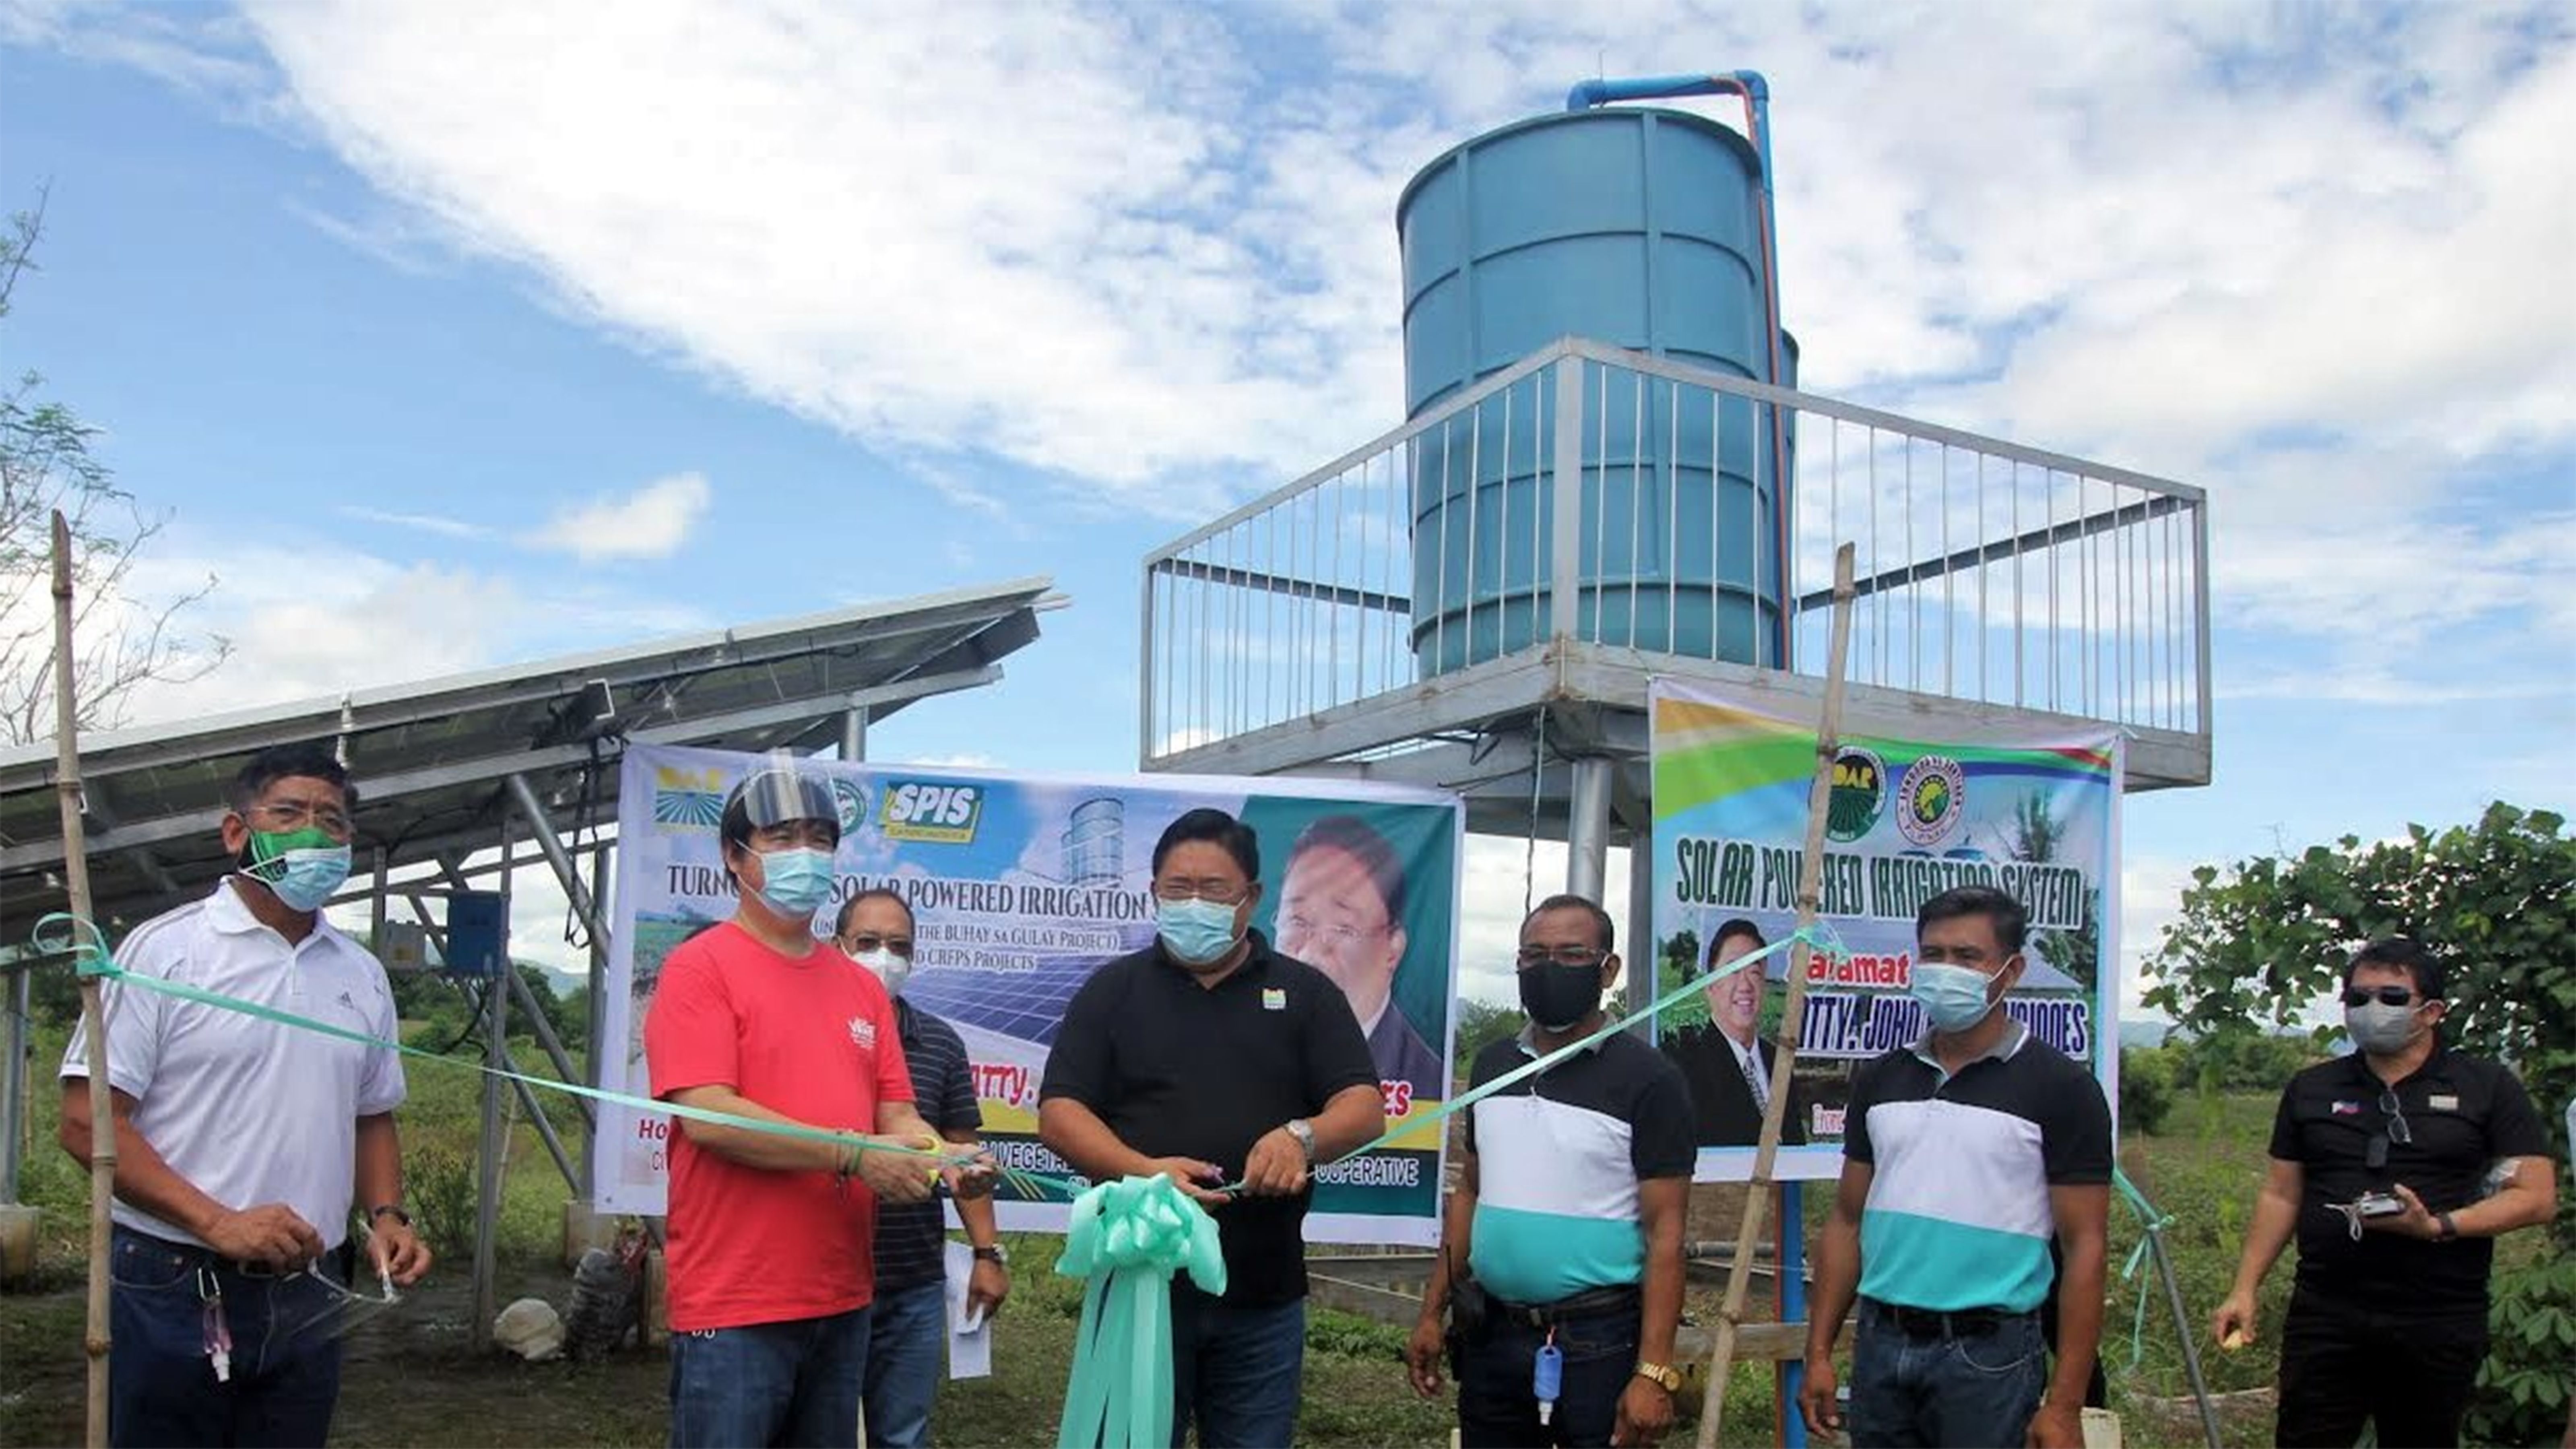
[1053,1174,1226,1449]
[2111,1166,2176,1369]
[31,911,982,1175]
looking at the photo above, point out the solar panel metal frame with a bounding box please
[2,576,1060,930]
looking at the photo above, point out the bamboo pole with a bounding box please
[52,512,114,1448]
[1696,543,1856,1449]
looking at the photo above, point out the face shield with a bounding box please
[728,765,844,846]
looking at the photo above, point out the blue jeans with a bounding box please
[668,1306,871,1449]
[1455,1304,1639,1448]
[862,1280,947,1448]
[1848,1301,2047,1449]
[107,1225,346,1448]
[1167,1284,1305,1449]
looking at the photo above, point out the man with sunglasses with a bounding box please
[834,888,1007,1448]
[2211,937,2557,1447]
[646,765,993,1449]
[58,743,429,1448]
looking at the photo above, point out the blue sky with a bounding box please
[4,0,2570,1007]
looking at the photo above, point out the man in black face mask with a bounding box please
[2211,937,2557,1447]
[1404,894,1694,1448]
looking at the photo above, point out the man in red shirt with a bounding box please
[646,764,990,1448]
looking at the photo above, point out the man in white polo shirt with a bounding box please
[59,742,429,1448]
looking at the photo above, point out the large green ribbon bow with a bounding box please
[1054,1174,1227,1449]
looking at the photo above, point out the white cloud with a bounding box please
[336,504,493,540]
[1455,836,1632,1005]
[524,471,711,563]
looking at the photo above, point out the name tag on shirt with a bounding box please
[1261,988,1286,1011]
[2427,1094,2459,1112]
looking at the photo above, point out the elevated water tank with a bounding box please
[1399,101,1791,673]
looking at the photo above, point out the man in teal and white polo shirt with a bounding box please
[1405,893,1694,1448]
[1800,885,2112,1449]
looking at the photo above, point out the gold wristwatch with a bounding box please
[1634,1361,1682,1393]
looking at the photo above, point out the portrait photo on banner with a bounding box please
[592,745,1464,1244]
[1648,677,2123,1183]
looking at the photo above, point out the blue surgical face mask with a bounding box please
[1909,960,2001,1034]
[239,828,353,914]
[1156,898,1243,966]
[751,846,837,920]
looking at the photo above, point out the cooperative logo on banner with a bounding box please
[880,781,984,844]
[1827,747,1887,842]
[1895,755,1967,846]
[830,778,871,838]
[651,767,728,828]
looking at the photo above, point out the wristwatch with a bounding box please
[972,1243,1009,1265]
[1635,1361,1683,1393]
[1284,1118,1317,1164]
[367,1204,411,1228]
[2435,1211,2459,1242]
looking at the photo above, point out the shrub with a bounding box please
[2119,1046,2178,1136]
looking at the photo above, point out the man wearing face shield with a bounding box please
[1800,886,2112,1449]
[2208,937,2556,1448]
[1405,893,1695,1448]
[834,888,1007,1449]
[59,743,429,1448]
[646,765,993,1449]
[1039,807,1385,1447]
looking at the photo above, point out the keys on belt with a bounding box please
[1866,1298,2029,1338]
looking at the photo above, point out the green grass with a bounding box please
[12,1026,2547,1448]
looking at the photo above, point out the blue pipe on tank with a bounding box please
[1567,70,1791,665]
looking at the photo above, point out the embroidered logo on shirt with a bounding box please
[2428,1094,2459,1111]
[2330,1099,2363,1116]
[336,991,357,1011]
[848,1016,877,1050]
[1261,987,1286,1011]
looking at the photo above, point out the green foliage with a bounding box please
[2469,1251,2576,1447]
[2012,790,2099,991]
[1452,999,1523,1073]
[402,1139,479,1260]
[2118,1046,2178,1135]
[1662,927,1700,982]
[2169,1030,2319,1092]
[2143,801,2575,1253]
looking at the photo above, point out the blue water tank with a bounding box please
[1398,105,1790,673]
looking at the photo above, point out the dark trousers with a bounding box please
[1455,1301,1641,1448]
[1847,1300,2047,1449]
[1167,1282,1307,1449]
[667,1307,871,1449]
[107,1226,346,1449]
[2276,1290,2487,1448]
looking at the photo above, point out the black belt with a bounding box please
[1864,1297,2033,1339]
[1490,1283,1641,1330]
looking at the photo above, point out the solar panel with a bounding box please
[2,578,1060,930]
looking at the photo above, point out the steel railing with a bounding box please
[1141,338,2208,764]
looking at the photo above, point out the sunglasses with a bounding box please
[2365,1086,2414,1171]
[839,933,915,959]
[2342,985,2421,1008]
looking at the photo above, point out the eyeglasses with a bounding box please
[276,1261,401,1344]
[245,801,355,840]
[838,933,915,959]
[2342,986,2419,1008]
[1279,914,1391,949]
[1153,881,1249,906]
[2366,1086,2414,1170]
[1515,945,1608,969]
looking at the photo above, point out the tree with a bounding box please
[2144,804,2576,1443]
[2141,800,2573,1249]
[1,191,229,744]
[2011,790,2099,991]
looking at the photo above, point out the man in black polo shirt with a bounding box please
[837,889,1008,1449]
[1404,893,1693,1448]
[1800,886,2112,1449]
[1039,807,1385,1448]
[2210,937,2557,1448]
